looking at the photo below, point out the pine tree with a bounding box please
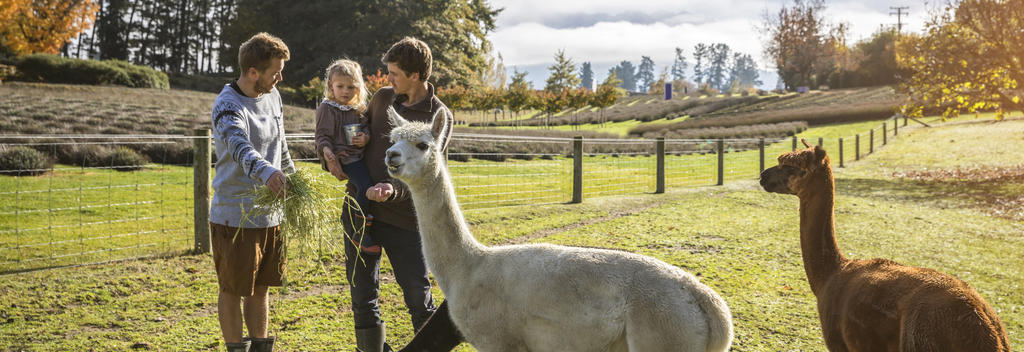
[544,49,580,94]
[579,61,594,90]
[636,56,655,93]
[671,47,687,82]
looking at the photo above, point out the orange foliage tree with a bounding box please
[364,69,389,94]
[0,0,99,55]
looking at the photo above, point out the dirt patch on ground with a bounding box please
[893,166,1024,221]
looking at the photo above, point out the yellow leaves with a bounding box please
[1013,96,1021,105]
[0,0,99,55]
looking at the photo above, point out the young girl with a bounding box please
[315,59,378,253]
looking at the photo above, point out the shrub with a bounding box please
[0,146,52,176]
[56,144,111,167]
[139,142,194,165]
[287,142,317,161]
[167,72,232,93]
[109,147,147,171]
[14,54,169,89]
[0,64,15,82]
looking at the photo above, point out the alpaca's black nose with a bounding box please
[387,150,400,161]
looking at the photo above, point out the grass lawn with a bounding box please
[1,118,1021,351]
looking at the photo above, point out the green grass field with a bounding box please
[1,117,1020,350]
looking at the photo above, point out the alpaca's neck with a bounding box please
[796,168,846,297]
[404,162,484,292]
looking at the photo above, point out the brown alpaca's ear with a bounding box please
[813,145,827,164]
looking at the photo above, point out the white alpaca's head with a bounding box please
[385,106,450,183]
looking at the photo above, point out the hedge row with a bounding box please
[14,54,169,89]
[640,121,809,140]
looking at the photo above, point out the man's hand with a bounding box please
[266,170,288,198]
[351,132,368,147]
[366,183,394,202]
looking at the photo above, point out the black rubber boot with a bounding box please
[249,337,275,352]
[224,340,250,352]
[355,324,387,352]
[398,300,464,352]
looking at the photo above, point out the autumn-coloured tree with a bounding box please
[897,0,1023,120]
[504,69,534,119]
[591,71,625,124]
[436,85,468,111]
[364,69,389,95]
[565,87,591,128]
[760,0,846,90]
[0,0,98,55]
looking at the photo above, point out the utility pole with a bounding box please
[889,6,910,32]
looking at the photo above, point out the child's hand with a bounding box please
[322,147,336,163]
[326,157,347,181]
[351,132,368,147]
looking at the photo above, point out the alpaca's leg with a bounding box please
[397,300,464,352]
[623,301,707,351]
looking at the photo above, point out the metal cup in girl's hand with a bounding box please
[343,124,362,145]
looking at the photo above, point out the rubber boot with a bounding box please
[355,324,386,352]
[249,337,275,352]
[398,300,464,352]
[224,340,250,352]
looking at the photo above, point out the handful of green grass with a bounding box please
[242,168,368,265]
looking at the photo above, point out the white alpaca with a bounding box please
[384,107,733,352]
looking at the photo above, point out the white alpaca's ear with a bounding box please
[430,108,451,141]
[387,106,409,128]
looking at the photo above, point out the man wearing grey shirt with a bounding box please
[209,32,292,352]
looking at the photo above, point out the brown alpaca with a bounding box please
[759,142,1010,352]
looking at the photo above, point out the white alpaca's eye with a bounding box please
[416,142,428,151]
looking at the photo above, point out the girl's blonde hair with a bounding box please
[323,59,368,113]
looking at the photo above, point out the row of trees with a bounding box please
[2,0,503,89]
[598,44,759,94]
[429,52,626,126]
[761,0,900,90]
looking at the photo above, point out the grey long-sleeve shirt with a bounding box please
[209,82,295,228]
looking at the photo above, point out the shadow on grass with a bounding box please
[837,175,1024,222]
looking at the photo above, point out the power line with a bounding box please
[889,6,910,33]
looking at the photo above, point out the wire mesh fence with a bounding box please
[0,117,909,274]
[0,135,197,274]
[583,139,657,197]
[448,134,573,210]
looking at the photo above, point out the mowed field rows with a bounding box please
[1,118,1021,350]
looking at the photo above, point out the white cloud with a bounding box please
[487,0,935,88]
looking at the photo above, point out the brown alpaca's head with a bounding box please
[760,140,831,195]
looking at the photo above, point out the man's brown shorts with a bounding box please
[210,222,286,296]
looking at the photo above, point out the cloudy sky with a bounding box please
[487,0,937,89]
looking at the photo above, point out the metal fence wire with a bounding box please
[0,135,197,274]
[0,116,909,274]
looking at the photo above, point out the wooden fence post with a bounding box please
[193,129,211,254]
[656,138,665,194]
[717,139,724,186]
[894,119,898,136]
[572,136,583,203]
[870,129,875,154]
[855,134,860,161]
[883,122,888,145]
[758,138,765,175]
[792,136,797,151]
[838,138,844,168]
